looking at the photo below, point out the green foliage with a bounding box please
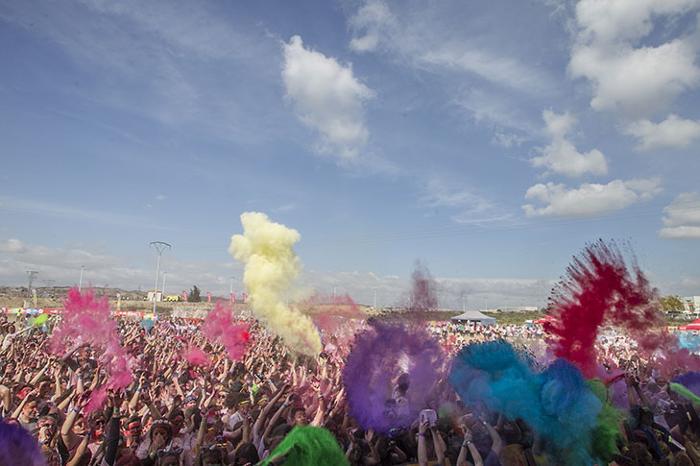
[483,310,546,325]
[660,295,685,313]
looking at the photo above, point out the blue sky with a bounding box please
[1,0,700,309]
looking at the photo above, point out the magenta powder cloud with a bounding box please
[342,320,444,433]
[50,288,133,412]
[201,302,250,361]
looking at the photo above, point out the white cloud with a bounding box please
[523,178,661,217]
[574,0,700,44]
[530,110,608,177]
[660,192,700,239]
[418,46,553,95]
[569,0,700,115]
[0,239,26,254]
[155,194,167,201]
[348,0,396,53]
[282,35,374,161]
[624,114,700,151]
[0,238,241,294]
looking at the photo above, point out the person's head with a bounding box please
[499,444,528,466]
[199,445,226,466]
[0,421,46,466]
[156,447,182,466]
[184,395,198,411]
[292,407,307,426]
[21,395,39,421]
[169,410,185,433]
[203,409,223,441]
[217,390,229,407]
[91,413,107,439]
[150,419,173,446]
[237,399,251,416]
[38,380,52,398]
[397,373,410,395]
[73,414,87,436]
[37,415,58,445]
[124,417,142,441]
[234,442,260,466]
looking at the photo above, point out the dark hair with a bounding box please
[270,423,291,438]
[199,445,226,466]
[235,442,260,465]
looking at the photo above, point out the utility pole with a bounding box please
[26,270,38,298]
[230,277,236,303]
[79,266,85,291]
[161,272,168,298]
[149,241,171,314]
[373,289,377,309]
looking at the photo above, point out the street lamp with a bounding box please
[79,266,85,291]
[149,241,171,313]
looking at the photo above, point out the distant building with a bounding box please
[147,291,163,302]
[682,296,700,313]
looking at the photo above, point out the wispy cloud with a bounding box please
[420,176,514,225]
[347,0,558,95]
[0,0,282,144]
[0,196,165,229]
[456,88,539,140]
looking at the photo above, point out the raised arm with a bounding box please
[65,430,90,466]
[253,385,287,444]
[457,425,483,466]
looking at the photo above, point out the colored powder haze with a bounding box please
[229,212,322,355]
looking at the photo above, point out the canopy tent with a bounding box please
[679,319,700,331]
[451,310,496,326]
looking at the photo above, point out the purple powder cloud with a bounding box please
[342,320,445,433]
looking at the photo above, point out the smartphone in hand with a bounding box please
[420,409,437,427]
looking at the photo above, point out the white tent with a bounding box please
[450,310,496,326]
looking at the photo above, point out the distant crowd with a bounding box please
[1,313,699,465]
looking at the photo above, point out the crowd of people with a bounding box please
[1,312,699,466]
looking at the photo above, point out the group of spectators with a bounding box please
[1,312,699,466]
